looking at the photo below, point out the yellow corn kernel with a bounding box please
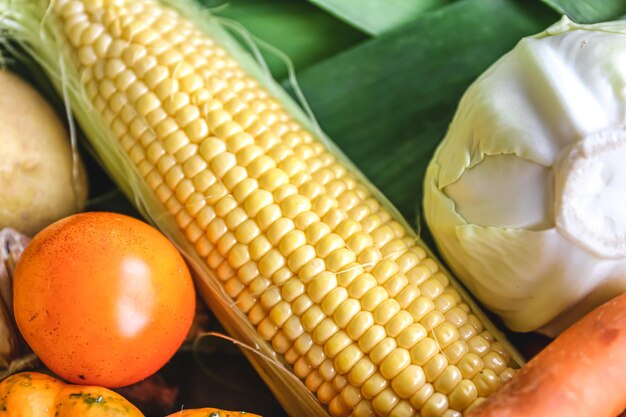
[362,372,388,400]
[433,366,463,395]
[472,368,501,397]
[448,379,478,411]
[372,388,399,416]
[390,364,425,399]
[421,392,449,417]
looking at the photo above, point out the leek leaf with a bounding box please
[541,0,626,23]
[292,0,557,223]
[206,0,366,79]
[306,0,451,36]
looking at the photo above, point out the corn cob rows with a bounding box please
[52,0,515,415]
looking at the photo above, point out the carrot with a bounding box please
[467,292,626,417]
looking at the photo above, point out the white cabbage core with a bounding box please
[555,129,626,258]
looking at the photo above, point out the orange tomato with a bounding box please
[13,212,196,388]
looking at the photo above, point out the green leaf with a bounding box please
[292,0,557,225]
[307,0,451,36]
[541,0,626,23]
[207,0,366,79]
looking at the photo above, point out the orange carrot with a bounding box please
[467,292,626,417]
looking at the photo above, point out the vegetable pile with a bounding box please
[0,0,622,416]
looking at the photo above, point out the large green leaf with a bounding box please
[292,0,558,227]
[542,0,626,23]
[206,0,365,79]
[307,0,450,36]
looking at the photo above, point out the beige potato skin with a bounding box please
[0,70,87,235]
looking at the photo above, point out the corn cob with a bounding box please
[0,1,522,416]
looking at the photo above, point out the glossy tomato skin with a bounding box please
[13,212,195,388]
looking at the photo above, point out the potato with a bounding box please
[0,70,88,235]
